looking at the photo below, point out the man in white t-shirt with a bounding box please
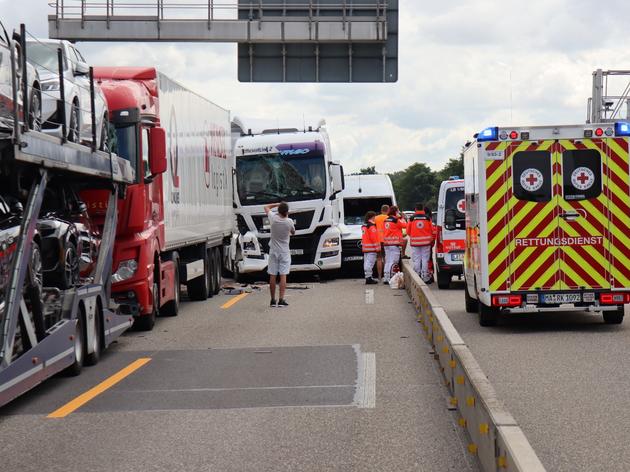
[265,202,295,307]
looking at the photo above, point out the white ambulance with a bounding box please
[463,123,630,326]
[435,177,466,289]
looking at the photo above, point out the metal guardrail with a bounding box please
[402,261,546,472]
[48,0,389,43]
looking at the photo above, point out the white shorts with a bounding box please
[268,252,291,276]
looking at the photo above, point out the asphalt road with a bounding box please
[430,278,630,472]
[0,277,479,472]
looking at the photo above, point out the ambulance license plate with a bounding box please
[343,256,363,262]
[541,293,581,304]
[290,249,304,255]
[451,252,464,262]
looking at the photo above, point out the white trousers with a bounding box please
[363,252,378,279]
[384,245,401,282]
[411,245,432,281]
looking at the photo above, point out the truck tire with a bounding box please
[161,253,180,316]
[437,270,451,289]
[464,284,478,313]
[478,302,498,327]
[213,248,222,295]
[208,249,217,298]
[134,282,158,331]
[188,251,210,301]
[603,306,625,325]
[85,300,103,366]
[65,309,86,376]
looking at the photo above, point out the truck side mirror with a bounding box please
[330,163,344,197]
[74,61,90,76]
[444,209,457,231]
[149,127,167,175]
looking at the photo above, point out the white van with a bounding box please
[435,177,465,288]
[340,174,396,269]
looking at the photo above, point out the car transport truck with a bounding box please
[87,67,233,330]
[464,123,630,326]
[0,27,135,406]
[228,117,344,278]
[339,174,396,270]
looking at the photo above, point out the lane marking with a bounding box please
[114,384,355,393]
[47,357,152,418]
[354,351,376,409]
[221,292,249,309]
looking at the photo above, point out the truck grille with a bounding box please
[252,210,315,233]
[259,226,327,265]
[342,238,364,258]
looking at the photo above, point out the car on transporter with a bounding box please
[0,20,42,133]
[26,39,109,149]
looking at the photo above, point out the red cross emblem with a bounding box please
[571,166,595,191]
[457,199,466,213]
[520,168,544,192]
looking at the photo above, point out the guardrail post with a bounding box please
[81,0,85,29]
[89,66,97,152]
[57,47,67,143]
[19,24,29,132]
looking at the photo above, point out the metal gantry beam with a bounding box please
[48,0,389,43]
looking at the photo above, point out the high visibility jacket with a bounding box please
[406,212,434,247]
[374,213,388,243]
[383,216,406,246]
[361,222,380,253]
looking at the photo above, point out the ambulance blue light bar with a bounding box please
[615,122,630,137]
[477,127,499,142]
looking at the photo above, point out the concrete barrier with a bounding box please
[403,261,546,472]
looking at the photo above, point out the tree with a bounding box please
[436,157,464,183]
[390,162,438,210]
[358,166,377,175]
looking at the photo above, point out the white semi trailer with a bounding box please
[228,118,344,278]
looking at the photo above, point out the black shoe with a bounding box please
[277,299,289,307]
[270,299,277,307]
[402,255,411,260]
[383,280,390,285]
[365,278,378,285]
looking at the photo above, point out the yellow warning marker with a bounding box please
[449,397,458,406]
[458,417,467,428]
[48,357,151,418]
[456,375,465,385]
[479,423,489,434]
[497,456,508,468]
[468,444,478,455]
[449,360,457,369]
[466,396,476,407]
[442,346,449,354]
[221,292,249,309]
[436,335,444,342]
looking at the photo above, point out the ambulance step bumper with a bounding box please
[505,304,620,314]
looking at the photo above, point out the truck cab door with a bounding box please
[555,139,613,290]
[504,140,560,291]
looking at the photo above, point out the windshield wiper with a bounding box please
[246,190,284,199]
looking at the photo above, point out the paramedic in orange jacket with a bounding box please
[407,203,435,283]
[361,211,380,285]
[382,205,407,283]
[374,204,389,280]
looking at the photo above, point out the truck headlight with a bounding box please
[112,259,138,283]
[41,78,60,91]
[322,237,340,248]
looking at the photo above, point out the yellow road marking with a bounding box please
[221,292,249,309]
[48,357,151,418]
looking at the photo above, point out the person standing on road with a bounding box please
[407,203,435,283]
[382,205,407,284]
[361,211,380,285]
[265,202,295,307]
[374,204,389,281]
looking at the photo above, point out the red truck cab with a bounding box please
[84,68,173,330]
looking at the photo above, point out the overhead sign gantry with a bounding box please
[48,0,398,83]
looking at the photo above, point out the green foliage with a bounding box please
[358,166,377,175]
[389,155,464,211]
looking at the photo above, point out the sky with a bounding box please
[4,0,630,173]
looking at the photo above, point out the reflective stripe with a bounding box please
[410,236,433,246]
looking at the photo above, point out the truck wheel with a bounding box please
[213,248,222,295]
[464,284,479,313]
[85,301,103,366]
[134,282,158,331]
[65,310,86,376]
[187,251,210,301]
[603,306,625,325]
[478,302,498,327]
[437,270,451,289]
[161,253,180,316]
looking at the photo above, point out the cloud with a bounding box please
[3,0,630,173]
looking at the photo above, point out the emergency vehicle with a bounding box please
[463,123,630,326]
[435,177,465,289]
